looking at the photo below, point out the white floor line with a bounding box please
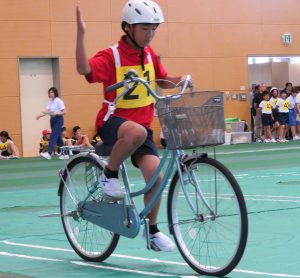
[0,251,63,262]
[2,240,300,277]
[71,261,179,277]
[215,146,300,156]
[234,269,300,278]
[3,240,73,252]
[161,193,300,203]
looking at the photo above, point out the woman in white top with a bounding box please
[36,87,67,160]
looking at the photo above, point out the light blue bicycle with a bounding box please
[58,72,248,276]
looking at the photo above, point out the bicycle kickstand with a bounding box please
[144,218,151,250]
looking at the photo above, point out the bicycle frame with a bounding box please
[58,73,215,238]
[58,145,214,238]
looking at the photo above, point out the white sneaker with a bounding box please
[40,152,51,160]
[100,173,124,199]
[143,230,175,252]
[264,139,270,143]
[59,154,69,160]
[270,138,277,143]
[293,135,300,140]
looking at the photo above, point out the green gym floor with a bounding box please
[0,142,300,278]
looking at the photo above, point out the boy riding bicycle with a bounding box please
[76,0,186,252]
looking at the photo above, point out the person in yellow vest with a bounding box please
[91,133,102,147]
[0,131,19,159]
[76,0,188,252]
[276,90,290,142]
[39,129,51,153]
[259,91,276,143]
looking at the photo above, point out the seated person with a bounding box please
[61,126,73,155]
[91,133,102,147]
[72,126,93,149]
[61,126,73,147]
[0,131,19,159]
[40,129,51,153]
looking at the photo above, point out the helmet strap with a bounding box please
[122,22,145,71]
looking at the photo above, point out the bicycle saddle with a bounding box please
[95,142,113,156]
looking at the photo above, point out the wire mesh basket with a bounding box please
[156,91,225,149]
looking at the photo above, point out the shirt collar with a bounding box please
[118,35,148,56]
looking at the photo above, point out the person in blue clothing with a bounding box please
[36,87,69,160]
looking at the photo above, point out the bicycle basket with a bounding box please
[156,91,225,149]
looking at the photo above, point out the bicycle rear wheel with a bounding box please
[168,156,248,276]
[60,155,119,262]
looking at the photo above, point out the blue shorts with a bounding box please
[289,109,296,126]
[98,116,158,168]
[278,112,289,125]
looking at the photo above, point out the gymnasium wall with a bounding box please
[1,0,300,156]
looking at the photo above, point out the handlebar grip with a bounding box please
[106,81,125,93]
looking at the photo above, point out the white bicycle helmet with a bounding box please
[122,0,164,24]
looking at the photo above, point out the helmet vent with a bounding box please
[128,3,131,7]
[153,7,157,13]
[135,8,142,15]
[143,1,149,6]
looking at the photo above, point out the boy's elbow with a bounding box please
[76,66,88,75]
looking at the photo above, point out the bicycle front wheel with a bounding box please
[168,156,248,276]
[60,155,119,262]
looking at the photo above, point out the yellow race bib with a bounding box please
[0,141,8,151]
[111,46,156,109]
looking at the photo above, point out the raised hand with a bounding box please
[76,3,86,35]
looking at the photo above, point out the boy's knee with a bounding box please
[120,123,147,146]
[130,125,147,145]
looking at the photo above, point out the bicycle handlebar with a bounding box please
[106,69,192,102]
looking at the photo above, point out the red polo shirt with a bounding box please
[86,35,168,128]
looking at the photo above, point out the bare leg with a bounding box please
[135,154,162,225]
[107,121,147,171]
[266,126,272,140]
[8,142,19,157]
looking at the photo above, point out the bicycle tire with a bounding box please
[167,155,248,276]
[60,155,119,262]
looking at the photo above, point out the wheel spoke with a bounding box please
[168,157,248,276]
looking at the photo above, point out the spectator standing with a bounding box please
[285,82,293,96]
[252,83,266,142]
[276,90,290,142]
[295,88,300,134]
[36,87,68,160]
[259,92,275,142]
[269,87,280,140]
[287,88,300,140]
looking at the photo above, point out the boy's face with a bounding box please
[74,129,82,138]
[128,24,158,48]
[281,93,287,99]
[264,94,270,101]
